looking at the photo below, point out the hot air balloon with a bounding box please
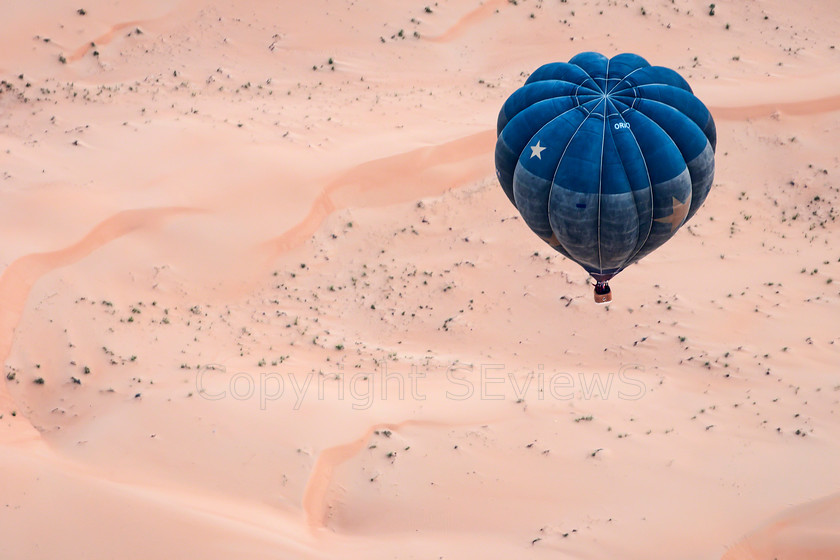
[495,52,716,303]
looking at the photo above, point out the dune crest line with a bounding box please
[426,0,507,43]
[721,492,840,560]
[0,206,197,438]
[302,417,506,529]
[64,20,148,62]
[710,92,840,120]
[264,129,494,255]
[303,420,443,529]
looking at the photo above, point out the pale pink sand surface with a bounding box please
[2,1,839,559]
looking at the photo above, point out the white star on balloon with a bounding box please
[530,140,546,159]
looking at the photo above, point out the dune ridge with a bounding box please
[64,21,149,63]
[264,130,493,255]
[710,93,840,120]
[427,0,507,43]
[722,493,840,560]
[302,421,406,529]
[0,207,196,440]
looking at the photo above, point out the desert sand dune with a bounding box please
[64,21,149,63]
[0,207,195,440]
[302,421,413,529]
[722,493,840,560]
[2,0,840,559]
[265,130,493,255]
[426,0,508,43]
[711,93,840,120]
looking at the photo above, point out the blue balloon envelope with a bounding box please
[495,52,716,302]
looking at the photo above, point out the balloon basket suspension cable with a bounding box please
[593,280,612,304]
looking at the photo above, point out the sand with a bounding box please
[2,0,839,558]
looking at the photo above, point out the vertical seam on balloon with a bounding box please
[624,96,690,163]
[607,66,644,96]
[502,79,602,131]
[620,97,694,265]
[620,85,709,123]
[612,81,690,97]
[505,92,592,211]
[619,90,710,154]
[546,106,597,257]
[626,93,703,217]
[637,92,709,183]
[596,57,611,274]
[610,67,693,96]
[617,107,655,269]
[506,86,595,149]
[527,63,602,92]
[615,104,648,271]
[569,56,603,97]
[513,102,590,246]
[559,55,605,272]
[606,97,641,271]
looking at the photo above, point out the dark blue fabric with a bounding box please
[495,52,716,279]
